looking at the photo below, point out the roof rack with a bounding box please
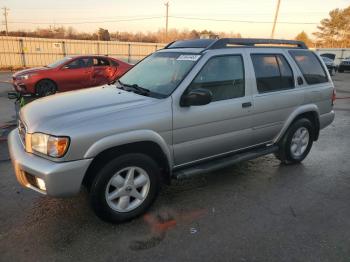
[207,38,308,49]
[164,39,216,49]
[164,38,307,50]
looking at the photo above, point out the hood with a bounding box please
[20,85,159,133]
[13,67,51,77]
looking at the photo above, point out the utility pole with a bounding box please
[2,7,9,36]
[270,0,281,39]
[165,2,169,42]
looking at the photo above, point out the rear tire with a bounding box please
[275,118,314,164]
[89,153,161,223]
[35,79,57,97]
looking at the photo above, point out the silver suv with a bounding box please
[8,38,335,223]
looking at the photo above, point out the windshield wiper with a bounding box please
[117,80,150,96]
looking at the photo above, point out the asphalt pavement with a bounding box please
[0,72,350,262]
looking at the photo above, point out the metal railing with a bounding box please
[0,36,166,69]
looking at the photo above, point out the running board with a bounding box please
[173,145,279,179]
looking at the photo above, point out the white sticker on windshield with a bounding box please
[177,55,201,61]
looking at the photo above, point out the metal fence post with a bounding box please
[97,41,100,55]
[62,40,66,57]
[19,39,26,68]
[128,43,131,63]
[155,44,158,51]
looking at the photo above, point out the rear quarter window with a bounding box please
[289,50,328,85]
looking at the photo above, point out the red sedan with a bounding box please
[12,55,132,97]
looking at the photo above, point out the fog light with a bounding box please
[36,177,46,191]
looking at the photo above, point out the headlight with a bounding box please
[28,133,70,158]
[17,73,37,80]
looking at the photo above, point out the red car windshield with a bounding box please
[47,57,73,68]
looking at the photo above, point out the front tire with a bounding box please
[89,153,161,223]
[275,118,314,164]
[35,79,57,97]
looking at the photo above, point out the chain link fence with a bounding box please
[0,36,166,69]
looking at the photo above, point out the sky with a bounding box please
[1,0,350,39]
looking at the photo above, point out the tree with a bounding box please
[295,31,313,47]
[313,6,350,47]
[98,28,110,41]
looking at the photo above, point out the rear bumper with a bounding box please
[320,110,335,130]
[338,64,350,71]
[8,129,93,197]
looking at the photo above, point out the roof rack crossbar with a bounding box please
[164,39,216,49]
[206,38,308,50]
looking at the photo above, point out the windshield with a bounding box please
[47,56,73,68]
[322,57,332,63]
[118,52,201,97]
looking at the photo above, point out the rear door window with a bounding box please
[93,58,110,67]
[251,54,294,93]
[289,50,328,85]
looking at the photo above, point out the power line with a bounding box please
[6,15,320,26]
[2,7,9,35]
[169,16,319,25]
[7,16,164,25]
[271,0,281,38]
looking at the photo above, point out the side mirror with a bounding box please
[8,92,19,100]
[297,76,304,85]
[180,88,212,107]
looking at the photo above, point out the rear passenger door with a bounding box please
[172,54,254,166]
[92,57,113,86]
[249,51,304,145]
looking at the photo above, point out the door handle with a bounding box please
[242,102,252,108]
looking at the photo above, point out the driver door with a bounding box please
[172,54,254,166]
[57,57,93,91]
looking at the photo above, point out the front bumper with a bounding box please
[8,129,93,197]
[12,79,35,94]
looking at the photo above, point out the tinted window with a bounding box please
[276,55,294,89]
[289,50,328,85]
[188,55,245,102]
[66,58,92,69]
[93,58,110,66]
[251,54,294,93]
[110,59,119,67]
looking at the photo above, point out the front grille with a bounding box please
[18,119,26,146]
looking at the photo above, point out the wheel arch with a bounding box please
[274,105,320,143]
[35,78,58,93]
[82,131,173,188]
